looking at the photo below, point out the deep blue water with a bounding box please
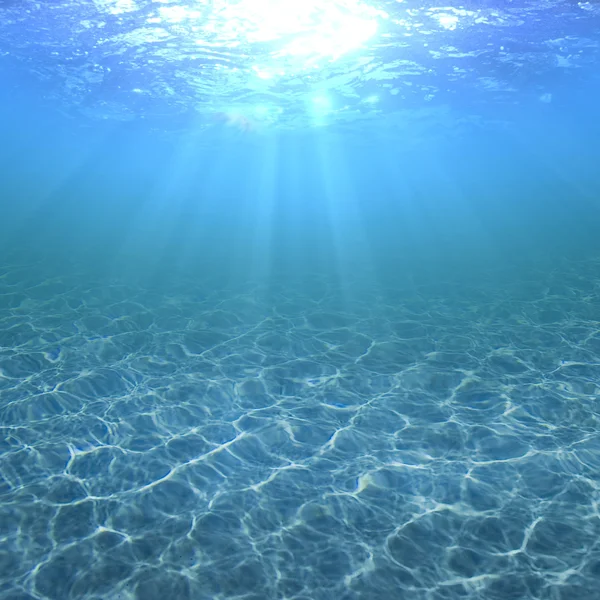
[2,1,600,599]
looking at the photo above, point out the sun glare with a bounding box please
[142,0,383,72]
[100,0,387,127]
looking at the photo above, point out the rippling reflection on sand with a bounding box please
[1,258,599,600]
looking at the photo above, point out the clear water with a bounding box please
[2,2,600,600]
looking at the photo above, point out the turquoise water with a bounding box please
[2,2,600,599]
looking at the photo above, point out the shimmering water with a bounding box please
[2,249,600,600]
[3,1,600,599]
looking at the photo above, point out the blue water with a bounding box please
[2,2,600,599]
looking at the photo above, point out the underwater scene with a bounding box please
[1,1,600,599]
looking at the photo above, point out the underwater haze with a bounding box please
[1,1,600,599]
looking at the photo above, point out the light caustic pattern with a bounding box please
[1,259,600,599]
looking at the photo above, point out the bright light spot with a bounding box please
[103,0,137,16]
[158,5,197,23]
[438,14,459,30]
[215,110,255,133]
[364,95,379,104]
[252,65,274,80]
[312,95,332,111]
[104,0,386,87]
[213,0,383,68]
[275,15,378,62]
